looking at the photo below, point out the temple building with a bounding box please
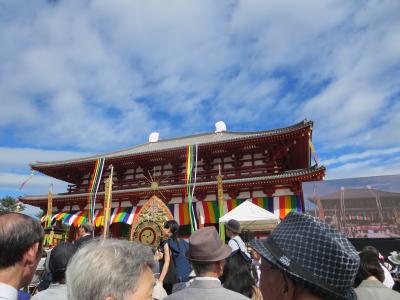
[20,119,325,238]
[308,188,400,238]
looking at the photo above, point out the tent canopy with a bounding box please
[219,200,279,232]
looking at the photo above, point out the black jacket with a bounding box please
[74,234,93,248]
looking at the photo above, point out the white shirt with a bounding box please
[381,263,395,288]
[228,236,251,258]
[194,277,221,284]
[0,283,17,300]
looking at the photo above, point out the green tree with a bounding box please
[0,196,25,212]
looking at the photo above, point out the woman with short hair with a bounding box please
[355,249,399,299]
[220,250,263,300]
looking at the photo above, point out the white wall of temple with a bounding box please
[224,156,233,162]
[254,159,264,166]
[71,205,80,211]
[120,201,131,207]
[242,155,252,167]
[196,166,204,172]
[163,169,173,175]
[273,188,293,196]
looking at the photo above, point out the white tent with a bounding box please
[219,200,279,232]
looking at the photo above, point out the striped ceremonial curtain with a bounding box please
[49,207,140,227]
[169,195,301,226]
[347,212,370,221]
[48,195,301,227]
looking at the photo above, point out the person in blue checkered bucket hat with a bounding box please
[250,212,360,300]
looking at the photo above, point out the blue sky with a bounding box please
[1,0,400,200]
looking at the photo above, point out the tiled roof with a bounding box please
[20,165,324,201]
[31,120,313,168]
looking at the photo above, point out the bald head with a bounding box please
[0,212,44,268]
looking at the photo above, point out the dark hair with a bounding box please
[0,212,44,268]
[362,245,379,257]
[354,249,384,287]
[220,251,256,298]
[80,223,94,234]
[49,242,78,282]
[192,261,216,276]
[164,220,179,244]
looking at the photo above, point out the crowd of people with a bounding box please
[1,211,400,300]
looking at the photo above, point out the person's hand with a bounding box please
[154,250,163,261]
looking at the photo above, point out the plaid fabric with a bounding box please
[251,212,360,300]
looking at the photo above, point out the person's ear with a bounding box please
[217,260,225,275]
[23,242,40,268]
[282,273,296,300]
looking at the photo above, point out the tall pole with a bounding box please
[45,184,53,228]
[216,165,225,241]
[103,165,114,239]
[340,187,346,231]
[367,186,384,226]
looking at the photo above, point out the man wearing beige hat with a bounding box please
[165,227,249,299]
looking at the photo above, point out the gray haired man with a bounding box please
[0,212,44,300]
[66,239,155,300]
[73,222,94,248]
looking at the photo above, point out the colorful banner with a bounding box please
[309,138,319,165]
[87,158,105,223]
[348,212,370,221]
[170,195,300,225]
[46,195,300,227]
[47,207,140,227]
[185,144,198,232]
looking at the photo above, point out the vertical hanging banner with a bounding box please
[45,184,53,228]
[88,158,105,223]
[185,144,198,233]
[308,138,319,165]
[216,165,225,241]
[103,165,114,239]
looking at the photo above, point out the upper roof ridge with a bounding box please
[31,120,313,168]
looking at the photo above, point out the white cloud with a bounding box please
[0,147,91,169]
[327,158,400,180]
[0,0,399,196]
[0,147,89,196]
[300,0,400,149]
[322,147,400,166]
[0,172,68,196]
